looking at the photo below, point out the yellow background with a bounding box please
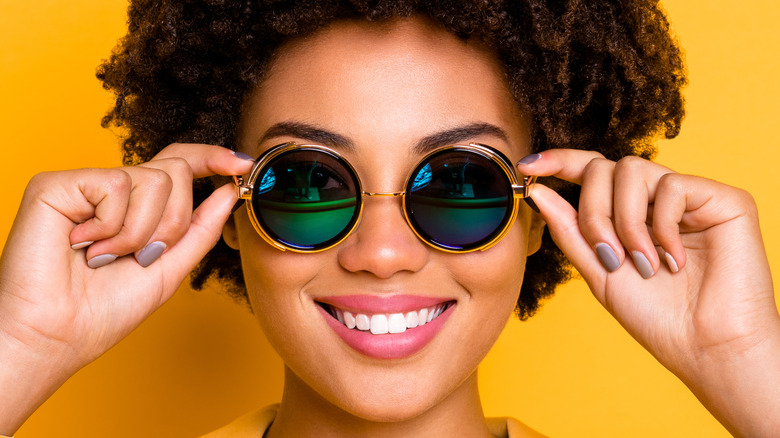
[1,1,778,436]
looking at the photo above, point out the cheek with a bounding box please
[233,212,322,322]
[448,223,528,303]
[444,223,530,356]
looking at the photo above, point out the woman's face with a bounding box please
[226,17,543,421]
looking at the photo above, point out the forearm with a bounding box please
[0,333,74,436]
[684,327,780,438]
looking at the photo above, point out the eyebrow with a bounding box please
[259,121,355,149]
[258,121,509,154]
[413,123,509,154]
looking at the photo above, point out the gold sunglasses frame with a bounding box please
[234,142,536,253]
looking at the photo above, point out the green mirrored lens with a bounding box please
[252,148,360,250]
[405,149,512,250]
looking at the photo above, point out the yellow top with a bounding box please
[201,404,546,437]
[0,405,545,437]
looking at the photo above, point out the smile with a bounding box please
[318,301,455,334]
[315,295,457,359]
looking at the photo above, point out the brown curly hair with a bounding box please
[97,0,686,320]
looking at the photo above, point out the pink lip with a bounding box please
[316,295,456,360]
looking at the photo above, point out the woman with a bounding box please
[1,1,777,436]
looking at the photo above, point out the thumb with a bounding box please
[153,183,238,293]
[529,183,608,298]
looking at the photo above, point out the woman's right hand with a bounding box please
[0,143,254,434]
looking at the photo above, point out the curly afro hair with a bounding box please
[97,0,686,320]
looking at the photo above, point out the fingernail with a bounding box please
[664,252,679,273]
[595,243,621,272]
[71,241,94,250]
[87,254,118,269]
[517,153,541,166]
[631,251,655,279]
[232,151,255,161]
[136,241,167,268]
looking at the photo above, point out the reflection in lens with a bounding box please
[406,149,512,250]
[252,148,360,249]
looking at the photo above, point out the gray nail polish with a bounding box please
[595,243,621,272]
[87,254,118,269]
[517,153,541,166]
[71,241,94,250]
[233,151,255,161]
[136,241,167,268]
[631,251,655,279]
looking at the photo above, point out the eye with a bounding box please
[421,159,491,199]
[275,162,346,200]
[309,163,346,190]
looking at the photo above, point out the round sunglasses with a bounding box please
[233,142,536,253]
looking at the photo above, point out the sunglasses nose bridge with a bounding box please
[357,191,416,242]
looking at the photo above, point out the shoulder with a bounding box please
[199,404,278,438]
[200,407,546,438]
[486,416,548,438]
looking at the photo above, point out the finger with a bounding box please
[612,156,675,278]
[518,149,677,278]
[651,174,760,274]
[576,157,625,272]
[84,166,174,266]
[516,148,605,184]
[130,158,195,267]
[650,173,688,273]
[151,183,239,295]
[15,169,133,252]
[528,183,607,300]
[151,143,254,178]
[64,169,132,247]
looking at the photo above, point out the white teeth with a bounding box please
[388,313,406,333]
[326,303,451,334]
[418,308,428,326]
[370,315,389,334]
[344,311,356,329]
[405,311,419,328]
[356,314,370,331]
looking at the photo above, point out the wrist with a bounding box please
[0,331,76,435]
[682,319,780,437]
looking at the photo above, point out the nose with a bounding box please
[337,194,430,279]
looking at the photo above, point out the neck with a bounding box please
[265,366,494,438]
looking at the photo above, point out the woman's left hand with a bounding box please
[519,149,779,437]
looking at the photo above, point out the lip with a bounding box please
[316,294,456,360]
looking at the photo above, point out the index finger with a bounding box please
[516,148,606,184]
[151,143,254,178]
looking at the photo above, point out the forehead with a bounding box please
[271,16,506,80]
[239,16,529,159]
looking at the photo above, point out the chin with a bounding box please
[328,378,452,423]
[299,354,478,425]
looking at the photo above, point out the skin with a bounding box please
[0,14,778,438]
[222,17,544,437]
